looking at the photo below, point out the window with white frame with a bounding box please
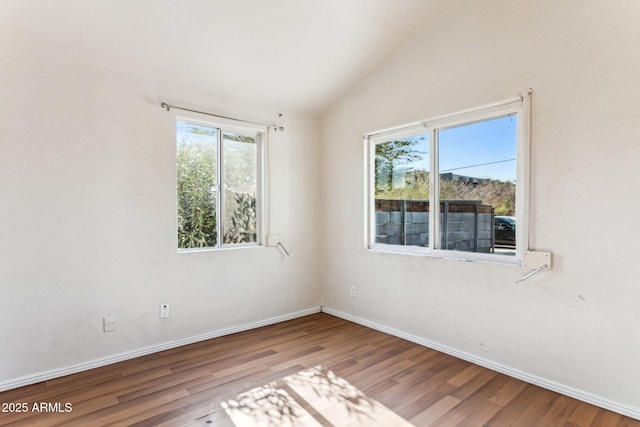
[176,118,263,250]
[367,94,530,263]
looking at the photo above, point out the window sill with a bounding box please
[367,244,522,266]
[177,243,263,254]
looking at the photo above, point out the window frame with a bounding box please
[366,94,530,265]
[175,113,266,252]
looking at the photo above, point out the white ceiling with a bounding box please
[1,0,458,115]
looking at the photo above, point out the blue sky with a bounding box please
[399,114,517,183]
[440,114,517,182]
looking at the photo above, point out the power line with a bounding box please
[440,158,516,173]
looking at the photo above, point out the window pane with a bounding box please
[176,121,218,249]
[222,132,257,244]
[374,134,429,247]
[437,115,517,255]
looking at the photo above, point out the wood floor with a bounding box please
[0,313,638,427]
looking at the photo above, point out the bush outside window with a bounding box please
[176,119,262,250]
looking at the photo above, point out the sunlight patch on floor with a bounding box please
[220,366,414,427]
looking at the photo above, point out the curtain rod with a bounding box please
[160,102,284,131]
[364,92,528,139]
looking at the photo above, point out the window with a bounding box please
[367,95,530,263]
[176,119,263,250]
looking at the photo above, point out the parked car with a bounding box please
[495,216,515,247]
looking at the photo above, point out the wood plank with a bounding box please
[446,363,485,387]
[0,313,638,427]
[409,395,461,426]
[566,403,600,426]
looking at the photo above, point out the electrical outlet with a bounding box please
[350,286,356,297]
[103,316,116,332]
[160,304,170,319]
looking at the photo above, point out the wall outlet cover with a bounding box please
[160,304,170,319]
[103,316,116,332]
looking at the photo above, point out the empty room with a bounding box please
[1,1,639,426]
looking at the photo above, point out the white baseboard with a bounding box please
[0,306,321,393]
[321,306,640,421]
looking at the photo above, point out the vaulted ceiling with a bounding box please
[2,0,458,115]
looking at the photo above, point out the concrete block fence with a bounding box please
[374,199,494,252]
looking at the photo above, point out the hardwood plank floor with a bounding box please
[0,313,637,426]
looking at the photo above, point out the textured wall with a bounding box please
[0,41,321,386]
[321,0,640,414]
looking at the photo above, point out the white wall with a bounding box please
[0,41,321,387]
[321,0,640,415]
